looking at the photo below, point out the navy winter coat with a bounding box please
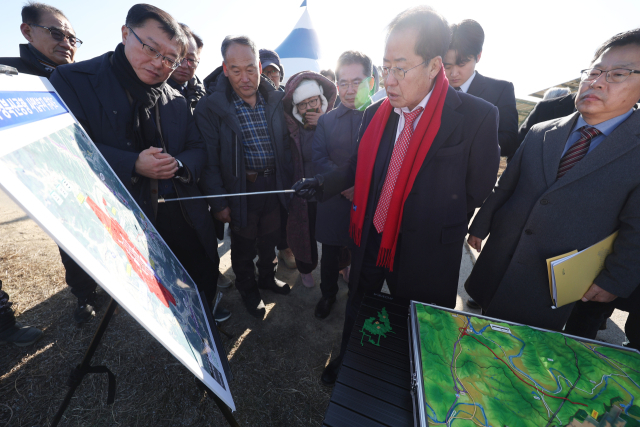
[49,52,219,263]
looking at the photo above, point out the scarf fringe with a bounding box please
[350,223,362,247]
[376,247,393,270]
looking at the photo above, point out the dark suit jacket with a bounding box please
[516,93,576,153]
[49,52,219,263]
[322,88,500,308]
[467,72,518,158]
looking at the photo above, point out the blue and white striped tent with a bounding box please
[275,2,321,84]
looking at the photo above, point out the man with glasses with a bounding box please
[0,2,80,77]
[465,28,640,335]
[168,24,205,114]
[312,51,372,319]
[49,4,223,323]
[293,6,499,385]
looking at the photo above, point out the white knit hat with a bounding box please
[292,79,328,123]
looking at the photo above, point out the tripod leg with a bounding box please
[208,389,240,427]
[50,298,118,427]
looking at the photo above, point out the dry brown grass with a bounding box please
[0,196,345,427]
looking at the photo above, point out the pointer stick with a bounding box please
[158,189,295,203]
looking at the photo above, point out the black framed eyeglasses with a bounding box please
[263,69,280,77]
[381,61,426,81]
[127,26,180,70]
[580,68,640,84]
[180,57,199,69]
[29,24,82,46]
[297,97,320,110]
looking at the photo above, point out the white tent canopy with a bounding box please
[275,6,321,84]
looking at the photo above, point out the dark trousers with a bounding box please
[295,201,318,275]
[338,226,400,357]
[565,300,639,350]
[62,201,219,305]
[277,205,289,251]
[0,280,15,333]
[155,201,219,304]
[320,244,351,300]
[230,175,280,294]
[59,247,98,301]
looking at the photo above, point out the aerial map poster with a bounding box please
[0,74,234,410]
[410,301,640,427]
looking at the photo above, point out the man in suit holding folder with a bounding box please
[465,28,640,332]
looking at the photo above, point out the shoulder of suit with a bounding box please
[55,53,109,77]
[529,114,574,135]
[456,90,496,114]
[476,74,513,88]
[0,57,25,68]
[364,97,386,116]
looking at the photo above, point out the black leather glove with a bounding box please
[292,174,324,200]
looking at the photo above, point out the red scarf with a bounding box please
[349,67,449,270]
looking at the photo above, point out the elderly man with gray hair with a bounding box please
[195,35,293,319]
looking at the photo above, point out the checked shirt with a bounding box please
[232,90,276,171]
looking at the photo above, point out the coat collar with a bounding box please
[544,110,640,192]
[466,72,487,97]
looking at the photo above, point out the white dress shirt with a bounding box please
[393,88,434,143]
[458,71,477,93]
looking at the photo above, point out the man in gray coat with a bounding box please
[195,36,293,319]
[465,29,640,331]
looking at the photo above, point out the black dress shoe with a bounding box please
[466,297,481,310]
[240,289,266,319]
[315,296,336,319]
[258,277,291,295]
[74,291,98,324]
[214,306,232,323]
[321,357,343,386]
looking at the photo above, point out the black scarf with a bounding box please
[111,43,165,152]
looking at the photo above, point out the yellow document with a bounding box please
[548,231,618,308]
[546,250,577,297]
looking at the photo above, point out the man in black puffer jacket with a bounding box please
[195,36,293,319]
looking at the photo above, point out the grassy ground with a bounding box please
[0,156,629,426]
[0,190,347,427]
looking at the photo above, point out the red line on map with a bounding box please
[459,327,587,407]
[86,196,176,308]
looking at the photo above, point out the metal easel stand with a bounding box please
[50,298,118,427]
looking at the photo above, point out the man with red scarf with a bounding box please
[293,5,500,385]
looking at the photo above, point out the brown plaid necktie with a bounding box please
[556,126,602,179]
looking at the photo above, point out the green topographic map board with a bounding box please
[0,74,234,410]
[411,302,640,427]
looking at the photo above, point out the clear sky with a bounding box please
[2,0,639,98]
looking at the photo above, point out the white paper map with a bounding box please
[0,74,234,410]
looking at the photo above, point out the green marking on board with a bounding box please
[360,307,395,346]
